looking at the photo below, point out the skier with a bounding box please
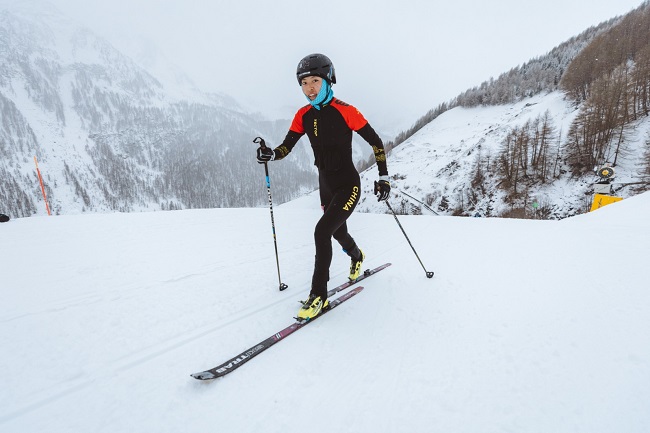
[256,53,390,320]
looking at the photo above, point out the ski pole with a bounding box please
[254,137,288,291]
[385,200,434,278]
[395,188,440,216]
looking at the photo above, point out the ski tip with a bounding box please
[191,371,216,380]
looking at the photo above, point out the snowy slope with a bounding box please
[357,91,650,218]
[1,192,649,432]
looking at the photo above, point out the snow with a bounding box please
[1,191,649,432]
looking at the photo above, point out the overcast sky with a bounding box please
[44,0,648,132]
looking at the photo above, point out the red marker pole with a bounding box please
[34,156,51,216]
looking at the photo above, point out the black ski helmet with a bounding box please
[296,53,336,85]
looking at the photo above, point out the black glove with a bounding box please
[256,146,275,164]
[374,176,391,201]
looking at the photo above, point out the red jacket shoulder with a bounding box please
[290,104,312,134]
[331,98,368,131]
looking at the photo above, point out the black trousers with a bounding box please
[311,181,361,299]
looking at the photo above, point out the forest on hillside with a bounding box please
[561,1,650,182]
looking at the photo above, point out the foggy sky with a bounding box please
[28,0,650,133]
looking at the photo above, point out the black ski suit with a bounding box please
[273,97,388,299]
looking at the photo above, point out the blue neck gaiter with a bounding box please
[307,79,334,110]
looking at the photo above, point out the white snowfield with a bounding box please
[1,192,649,433]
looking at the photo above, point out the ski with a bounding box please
[191,286,364,380]
[326,262,392,297]
[190,262,391,381]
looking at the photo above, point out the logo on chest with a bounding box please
[313,119,318,137]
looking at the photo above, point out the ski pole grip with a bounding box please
[253,136,267,149]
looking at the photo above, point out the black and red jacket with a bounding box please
[274,98,388,188]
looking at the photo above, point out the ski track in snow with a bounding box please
[0,287,298,424]
[1,194,649,432]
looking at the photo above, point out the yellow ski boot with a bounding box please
[348,249,365,281]
[297,294,329,321]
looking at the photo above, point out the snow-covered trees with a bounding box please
[562,2,650,175]
[496,111,559,197]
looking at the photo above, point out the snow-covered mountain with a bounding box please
[0,2,316,217]
[1,190,648,432]
[3,1,649,221]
